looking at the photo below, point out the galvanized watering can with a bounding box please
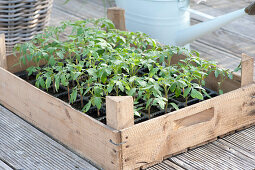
[115,0,255,47]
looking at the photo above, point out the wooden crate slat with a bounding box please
[120,84,255,169]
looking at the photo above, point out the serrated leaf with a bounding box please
[94,86,103,96]
[94,97,102,110]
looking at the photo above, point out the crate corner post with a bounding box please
[106,96,134,170]
[0,34,7,70]
[106,96,134,130]
[241,53,254,87]
[107,7,126,31]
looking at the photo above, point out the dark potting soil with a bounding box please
[15,71,219,125]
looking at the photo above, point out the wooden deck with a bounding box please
[0,0,255,169]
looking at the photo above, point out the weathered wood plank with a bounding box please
[162,160,185,170]
[0,105,97,170]
[0,160,12,170]
[223,126,255,155]
[0,34,7,70]
[53,0,107,19]
[214,139,255,163]
[50,4,83,26]
[168,157,197,170]
[171,143,255,169]
[241,54,254,87]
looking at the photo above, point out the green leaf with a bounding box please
[146,98,153,109]
[134,110,141,117]
[82,100,92,113]
[84,87,92,95]
[228,73,233,79]
[183,87,191,97]
[39,77,45,88]
[219,89,224,95]
[107,84,113,93]
[202,90,211,99]
[55,76,60,92]
[101,72,108,84]
[191,88,203,100]
[94,86,103,96]
[70,89,77,103]
[169,102,179,110]
[45,76,52,89]
[56,51,64,59]
[128,88,136,96]
[170,82,177,92]
[137,80,147,87]
[154,98,166,110]
[215,69,220,78]
[116,81,124,92]
[94,97,102,110]
[73,72,81,80]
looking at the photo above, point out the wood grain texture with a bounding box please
[120,84,255,169]
[107,7,126,31]
[170,142,255,170]
[0,160,12,170]
[0,68,121,170]
[0,34,7,69]
[0,105,97,170]
[106,96,134,130]
[241,53,254,87]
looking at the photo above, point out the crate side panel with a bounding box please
[6,54,48,73]
[120,84,255,170]
[0,68,121,170]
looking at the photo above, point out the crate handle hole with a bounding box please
[174,107,214,130]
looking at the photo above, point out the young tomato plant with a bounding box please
[14,18,230,123]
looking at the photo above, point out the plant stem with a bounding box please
[67,85,70,103]
[80,91,83,108]
[53,78,56,93]
[164,87,168,114]
[97,109,100,117]
[148,105,151,119]
[116,87,119,96]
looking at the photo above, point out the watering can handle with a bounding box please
[245,2,255,15]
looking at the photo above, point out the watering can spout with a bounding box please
[175,2,255,46]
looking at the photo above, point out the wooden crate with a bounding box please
[0,27,255,169]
